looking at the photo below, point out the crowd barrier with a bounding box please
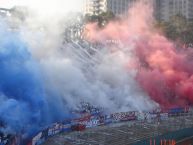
[29,107,190,145]
[0,106,190,145]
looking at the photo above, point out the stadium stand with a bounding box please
[42,107,193,145]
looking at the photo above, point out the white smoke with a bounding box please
[37,40,158,112]
[1,0,82,15]
[5,4,159,114]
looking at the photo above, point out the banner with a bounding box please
[160,113,168,120]
[111,112,136,122]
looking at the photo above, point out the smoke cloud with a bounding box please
[0,0,173,138]
[84,1,193,108]
[0,20,45,133]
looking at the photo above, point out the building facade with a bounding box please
[83,0,107,15]
[106,0,137,16]
[83,0,193,21]
[83,0,138,16]
[153,0,193,21]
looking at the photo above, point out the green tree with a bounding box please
[84,11,115,27]
[155,15,193,44]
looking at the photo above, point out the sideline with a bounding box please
[176,135,193,145]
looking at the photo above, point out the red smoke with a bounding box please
[84,2,193,107]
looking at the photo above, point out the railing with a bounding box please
[29,107,193,145]
[0,107,192,145]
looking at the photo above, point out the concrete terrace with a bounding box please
[43,111,193,145]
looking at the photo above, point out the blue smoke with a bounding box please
[0,21,45,133]
[0,20,70,137]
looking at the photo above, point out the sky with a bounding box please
[0,0,83,14]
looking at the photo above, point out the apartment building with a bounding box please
[83,0,193,21]
[83,0,107,15]
[83,0,138,16]
[106,0,137,16]
[154,0,193,21]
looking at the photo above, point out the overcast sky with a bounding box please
[0,0,83,14]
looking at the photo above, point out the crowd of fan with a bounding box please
[0,102,191,145]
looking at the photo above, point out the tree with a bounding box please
[84,11,115,27]
[155,15,193,44]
